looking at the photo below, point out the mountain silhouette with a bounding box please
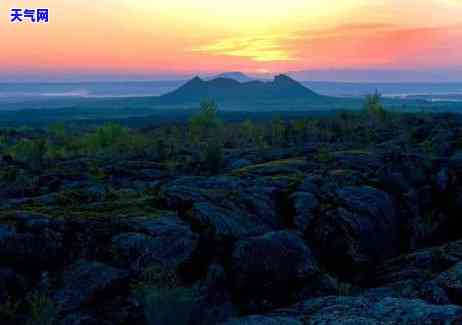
[159,74,323,105]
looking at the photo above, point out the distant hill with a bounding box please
[159,74,325,106]
[211,72,255,83]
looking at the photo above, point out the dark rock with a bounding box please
[375,239,462,286]
[380,172,410,196]
[112,216,198,270]
[221,316,302,325]
[419,280,451,305]
[297,176,320,194]
[191,264,237,325]
[435,261,462,305]
[0,220,65,270]
[60,312,103,325]
[189,202,271,240]
[162,176,284,239]
[335,186,395,223]
[229,159,252,170]
[0,224,15,241]
[309,186,399,278]
[2,154,13,164]
[295,274,339,300]
[85,184,108,201]
[232,231,319,309]
[449,151,462,169]
[290,192,319,232]
[436,168,450,192]
[0,267,27,303]
[161,176,243,211]
[332,151,382,174]
[227,296,462,324]
[53,260,129,313]
[365,239,462,305]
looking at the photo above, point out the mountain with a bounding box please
[211,72,254,82]
[159,74,324,105]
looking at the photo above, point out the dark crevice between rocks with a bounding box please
[178,231,220,285]
[275,189,297,229]
[174,208,236,286]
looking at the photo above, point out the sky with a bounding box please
[1,0,462,81]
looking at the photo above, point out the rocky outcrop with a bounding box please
[2,114,462,324]
[53,260,129,313]
[224,296,462,324]
[232,231,319,310]
[112,216,198,270]
[308,186,400,279]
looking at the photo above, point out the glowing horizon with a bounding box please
[1,0,462,79]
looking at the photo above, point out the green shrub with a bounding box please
[271,116,286,145]
[154,138,168,161]
[189,100,223,143]
[204,139,224,174]
[364,91,387,122]
[240,119,255,146]
[84,122,129,155]
[9,139,48,169]
[48,122,66,142]
[189,101,225,172]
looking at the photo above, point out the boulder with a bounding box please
[112,216,198,270]
[229,159,252,170]
[53,260,129,313]
[232,231,319,309]
[221,316,302,325]
[161,176,245,211]
[0,267,27,303]
[161,176,285,240]
[290,192,319,232]
[227,296,462,324]
[436,168,450,192]
[189,202,272,240]
[332,151,383,174]
[190,264,237,325]
[0,221,65,270]
[369,239,462,305]
[296,176,320,194]
[435,261,462,305]
[375,239,462,286]
[309,186,399,278]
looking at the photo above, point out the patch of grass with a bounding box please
[314,147,333,163]
[4,195,167,220]
[328,169,355,177]
[232,157,306,175]
[332,149,372,156]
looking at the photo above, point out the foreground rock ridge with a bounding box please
[2,113,462,324]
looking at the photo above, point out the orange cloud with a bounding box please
[1,0,461,76]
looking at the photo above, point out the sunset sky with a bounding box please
[1,0,462,81]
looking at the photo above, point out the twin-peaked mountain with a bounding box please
[158,74,326,105]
